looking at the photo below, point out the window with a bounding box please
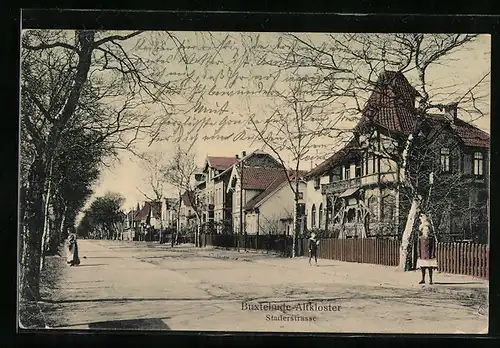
[346,208,356,223]
[474,152,484,176]
[319,203,323,228]
[371,155,377,174]
[314,177,320,189]
[344,165,350,180]
[381,195,395,222]
[296,192,304,200]
[440,148,450,172]
[311,204,316,228]
[355,161,362,177]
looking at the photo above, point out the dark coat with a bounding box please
[308,238,318,253]
[418,235,436,260]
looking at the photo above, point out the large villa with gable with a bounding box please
[304,71,489,244]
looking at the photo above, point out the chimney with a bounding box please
[443,102,458,124]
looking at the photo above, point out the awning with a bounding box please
[338,187,359,198]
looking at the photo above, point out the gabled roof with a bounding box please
[240,167,286,190]
[244,170,307,211]
[204,156,239,172]
[355,70,419,135]
[426,114,490,148]
[214,150,279,180]
[134,201,161,221]
[305,137,359,179]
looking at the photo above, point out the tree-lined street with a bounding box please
[37,240,488,333]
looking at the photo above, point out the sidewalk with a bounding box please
[199,245,488,289]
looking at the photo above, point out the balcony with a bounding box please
[321,172,397,195]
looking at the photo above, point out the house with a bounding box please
[227,152,307,235]
[134,201,162,240]
[179,190,198,233]
[305,70,489,243]
[161,197,179,231]
[200,150,283,234]
[244,170,307,236]
[201,156,239,232]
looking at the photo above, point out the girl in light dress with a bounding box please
[416,214,438,284]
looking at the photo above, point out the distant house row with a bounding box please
[122,71,490,244]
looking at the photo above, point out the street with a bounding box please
[37,239,488,333]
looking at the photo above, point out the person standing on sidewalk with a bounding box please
[308,232,320,266]
[67,229,81,267]
[417,214,437,284]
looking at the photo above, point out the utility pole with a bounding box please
[240,151,246,251]
[235,154,240,252]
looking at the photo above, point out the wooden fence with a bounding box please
[436,242,489,279]
[199,234,489,279]
[302,238,401,266]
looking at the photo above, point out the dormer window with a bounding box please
[440,148,450,173]
[474,152,484,176]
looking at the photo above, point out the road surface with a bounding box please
[34,239,488,333]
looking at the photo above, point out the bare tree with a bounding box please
[135,151,167,242]
[19,29,191,301]
[254,33,489,270]
[249,77,349,257]
[162,145,206,247]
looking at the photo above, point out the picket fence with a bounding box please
[200,234,489,279]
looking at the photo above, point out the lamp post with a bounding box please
[255,207,260,250]
[240,151,247,252]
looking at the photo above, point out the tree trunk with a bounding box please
[398,195,421,271]
[20,170,45,301]
[39,160,54,273]
[292,176,301,258]
[195,218,202,247]
[48,205,66,254]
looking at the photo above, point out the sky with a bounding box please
[80,32,491,216]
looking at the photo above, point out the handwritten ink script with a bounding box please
[134,33,351,162]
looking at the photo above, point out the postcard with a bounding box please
[18,18,490,334]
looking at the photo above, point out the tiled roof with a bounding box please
[206,156,239,171]
[427,114,490,148]
[134,201,161,221]
[244,170,308,210]
[240,167,286,190]
[355,70,419,135]
[134,204,150,221]
[214,150,280,179]
[305,138,359,179]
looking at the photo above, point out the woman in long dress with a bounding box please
[417,214,438,284]
[67,232,81,266]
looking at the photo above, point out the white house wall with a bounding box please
[305,175,329,230]
[246,182,305,235]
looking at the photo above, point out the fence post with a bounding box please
[445,242,450,274]
[486,247,489,280]
[475,243,480,278]
[363,238,366,264]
